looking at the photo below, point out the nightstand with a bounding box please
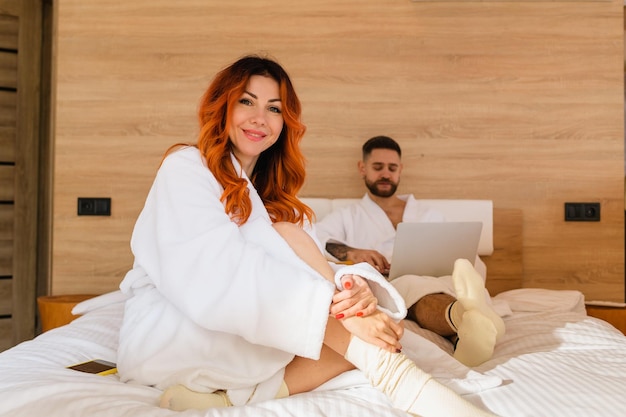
[585,305,626,335]
[37,294,97,332]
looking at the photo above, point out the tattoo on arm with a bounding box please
[325,242,353,261]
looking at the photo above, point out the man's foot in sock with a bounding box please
[452,259,505,339]
[450,258,506,367]
[453,310,499,367]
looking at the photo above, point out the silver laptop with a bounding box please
[387,222,483,280]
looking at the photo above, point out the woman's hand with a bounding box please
[331,274,377,319]
[340,310,404,353]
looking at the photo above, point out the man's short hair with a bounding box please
[362,136,402,160]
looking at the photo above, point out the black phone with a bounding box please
[67,359,117,375]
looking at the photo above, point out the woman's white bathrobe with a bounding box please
[117,147,406,406]
[314,194,488,308]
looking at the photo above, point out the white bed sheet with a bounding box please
[0,288,624,417]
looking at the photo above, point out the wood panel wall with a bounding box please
[0,4,18,351]
[51,0,624,301]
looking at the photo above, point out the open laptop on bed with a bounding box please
[387,221,483,280]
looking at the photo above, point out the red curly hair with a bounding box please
[166,55,313,226]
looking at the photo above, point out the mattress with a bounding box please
[0,288,624,417]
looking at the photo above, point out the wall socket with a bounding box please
[564,202,600,222]
[77,197,111,216]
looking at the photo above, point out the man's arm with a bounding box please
[326,242,391,275]
[326,242,352,262]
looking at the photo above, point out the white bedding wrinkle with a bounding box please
[494,288,586,314]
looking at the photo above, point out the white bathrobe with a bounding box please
[117,148,406,406]
[315,194,488,308]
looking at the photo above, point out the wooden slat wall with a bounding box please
[52,0,624,301]
[0,0,44,351]
[0,165,13,200]
[0,202,13,342]
[0,318,10,351]
[0,2,16,350]
[0,205,12,274]
[0,89,16,162]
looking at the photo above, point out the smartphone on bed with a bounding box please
[67,359,117,376]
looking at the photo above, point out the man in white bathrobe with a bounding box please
[315,136,506,367]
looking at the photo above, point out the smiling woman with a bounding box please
[112,54,497,417]
[227,75,284,176]
[193,55,309,227]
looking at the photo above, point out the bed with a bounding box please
[0,199,624,417]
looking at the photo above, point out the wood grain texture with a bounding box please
[0,317,10,351]
[0,165,13,201]
[0,89,16,161]
[0,205,12,276]
[51,0,624,301]
[484,209,524,295]
[12,0,43,345]
[0,241,11,276]
[0,14,18,50]
[0,279,10,315]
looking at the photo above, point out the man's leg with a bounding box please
[407,293,457,338]
[405,259,505,367]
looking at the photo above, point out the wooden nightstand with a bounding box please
[37,294,97,332]
[585,304,626,335]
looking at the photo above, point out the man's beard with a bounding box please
[365,179,398,198]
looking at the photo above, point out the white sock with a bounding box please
[275,380,289,399]
[452,308,499,367]
[451,258,506,367]
[445,301,461,332]
[344,336,499,417]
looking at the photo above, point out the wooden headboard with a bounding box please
[483,208,523,295]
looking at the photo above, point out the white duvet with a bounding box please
[0,288,624,417]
